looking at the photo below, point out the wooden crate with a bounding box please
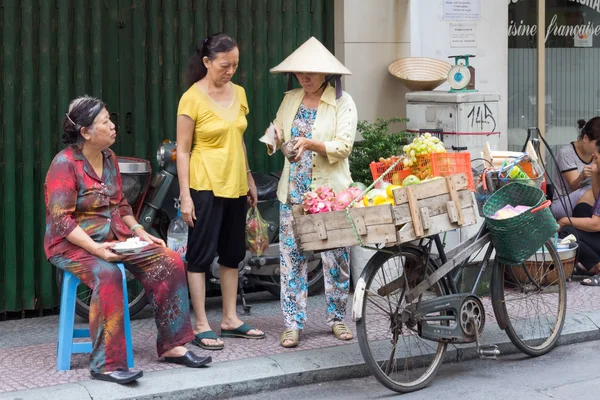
[292,173,477,251]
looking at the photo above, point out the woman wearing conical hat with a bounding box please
[266,37,358,348]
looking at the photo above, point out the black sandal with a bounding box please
[581,274,600,286]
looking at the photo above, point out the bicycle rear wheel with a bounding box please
[491,240,566,356]
[356,246,449,394]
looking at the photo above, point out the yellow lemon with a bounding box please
[373,195,387,206]
[386,184,401,198]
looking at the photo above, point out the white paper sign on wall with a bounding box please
[444,0,481,21]
[450,23,477,47]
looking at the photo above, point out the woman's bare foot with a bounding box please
[338,332,353,340]
[280,329,299,348]
[194,323,224,347]
[332,323,353,341]
[589,263,600,275]
[161,346,189,358]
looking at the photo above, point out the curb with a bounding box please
[2,310,599,400]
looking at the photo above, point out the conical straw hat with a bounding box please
[270,37,351,75]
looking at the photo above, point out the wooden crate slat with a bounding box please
[397,206,478,243]
[293,204,395,235]
[444,176,464,225]
[406,186,424,237]
[299,223,398,251]
[393,173,469,205]
[392,189,472,224]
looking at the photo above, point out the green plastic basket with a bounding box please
[483,183,558,265]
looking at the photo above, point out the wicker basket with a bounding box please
[483,183,558,265]
[508,245,577,286]
[388,57,452,91]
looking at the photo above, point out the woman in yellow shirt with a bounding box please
[177,33,263,350]
[267,37,358,348]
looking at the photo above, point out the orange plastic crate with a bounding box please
[369,161,412,188]
[415,152,475,190]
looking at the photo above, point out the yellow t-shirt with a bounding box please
[177,83,249,198]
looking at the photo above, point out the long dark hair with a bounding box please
[185,33,238,86]
[578,117,600,141]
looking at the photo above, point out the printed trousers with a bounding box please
[279,204,350,330]
[51,244,194,373]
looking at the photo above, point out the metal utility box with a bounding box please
[406,91,501,155]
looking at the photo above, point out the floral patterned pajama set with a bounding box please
[44,145,193,373]
[279,104,351,331]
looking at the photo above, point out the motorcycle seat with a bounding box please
[252,172,279,201]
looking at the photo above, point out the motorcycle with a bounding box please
[59,140,324,320]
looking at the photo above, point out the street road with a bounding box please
[231,340,600,399]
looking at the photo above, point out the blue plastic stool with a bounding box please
[56,262,134,371]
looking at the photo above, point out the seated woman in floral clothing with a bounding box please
[45,96,211,385]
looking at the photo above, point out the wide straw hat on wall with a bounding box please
[270,37,351,75]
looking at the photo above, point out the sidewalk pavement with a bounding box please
[1,282,599,400]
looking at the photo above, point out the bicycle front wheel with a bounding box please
[356,246,449,394]
[491,240,567,356]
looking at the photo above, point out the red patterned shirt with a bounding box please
[44,145,134,258]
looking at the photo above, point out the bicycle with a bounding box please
[352,135,567,393]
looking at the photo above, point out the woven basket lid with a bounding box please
[270,37,351,75]
[388,57,452,91]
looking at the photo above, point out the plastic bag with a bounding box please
[245,206,269,256]
[259,122,279,152]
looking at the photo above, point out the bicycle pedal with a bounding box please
[478,345,500,359]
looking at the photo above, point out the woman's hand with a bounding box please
[291,137,313,163]
[582,165,593,178]
[266,125,284,153]
[557,217,572,231]
[274,125,283,143]
[134,228,166,247]
[247,173,258,207]
[180,195,196,227]
[91,242,123,262]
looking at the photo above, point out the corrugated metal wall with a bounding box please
[0,0,334,314]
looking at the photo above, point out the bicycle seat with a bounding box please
[252,172,279,201]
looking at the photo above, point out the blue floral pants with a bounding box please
[279,204,350,330]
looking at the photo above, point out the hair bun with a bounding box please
[578,119,587,129]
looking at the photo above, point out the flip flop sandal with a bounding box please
[332,323,353,341]
[221,323,265,339]
[192,330,224,350]
[581,274,600,287]
[280,329,299,348]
